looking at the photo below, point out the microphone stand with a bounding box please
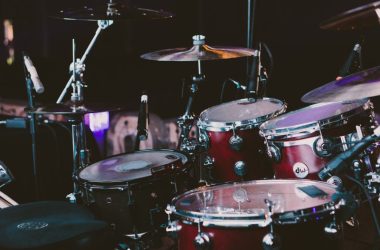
[23,60,39,200]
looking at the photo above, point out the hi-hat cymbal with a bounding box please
[301,65,380,103]
[0,201,107,249]
[31,102,121,115]
[53,1,174,21]
[320,1,380,31]
[141,35,255,61]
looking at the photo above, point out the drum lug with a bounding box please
[267,143,281,163]
[262,199,281,250]
[313,137,333,157]
[166,220,182,233]
[194,232,212,250]
[234,161,247,177]
[229,124,244,151]
[198,129,210,150]
[203,155,214,169]
[194,221,212,250]
[324,212,341,236]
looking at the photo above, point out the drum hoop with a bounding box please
[260,99,373,139]
[172,179,337,227]
[197,98,287,132]
[77,149,189,186]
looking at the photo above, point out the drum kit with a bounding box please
[4,0,380,249]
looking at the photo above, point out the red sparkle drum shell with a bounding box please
[198,98,286,182]
[172,179,339,250]
[77,149,192,235]
[260,99,375,180]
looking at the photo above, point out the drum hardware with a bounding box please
[318,126,380,181]
[56,20,113,104]
[262,199,281,250]
[323,210,340,236]
[0,160,13,189]
[193,221,212,250]
[234,161,247,178]
[229,124,244,151]
[313,137,334,158]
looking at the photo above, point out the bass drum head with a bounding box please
[260,99,371,138]
[78,149,188,184]
[198,98,286,131]
[173,179,337,226]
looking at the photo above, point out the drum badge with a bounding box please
[293,162,309,178]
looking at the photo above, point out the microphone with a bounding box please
[229,79,247,91]
[318,126,380,180]
[338,42,362,78]
[246,48,260,99]
[137,94,148,141]
[23,54,45,94]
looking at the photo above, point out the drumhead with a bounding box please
[78,149,188,184]
[172,179,337,227]
[260,99,372,139]
[198,98,286,132]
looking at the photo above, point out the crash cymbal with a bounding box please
[0,201,107,249]
[301,65,380,103]
[141,35,255,61]
[320,1,380,31]
[31,102,121,115]
[53,1,173,21]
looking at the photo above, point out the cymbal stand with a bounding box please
[177,59,205,152]
[56,20,113,104]
[66,39,91,203]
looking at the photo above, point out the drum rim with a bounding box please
[171,179,337,227]
[77,149,190,186]
[197,97,287,132]
[260,99,373,139]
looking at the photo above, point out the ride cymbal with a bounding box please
[141,35,256,61]
[320,1,380,31]
[301,65,380,103]
[53,1,173,21]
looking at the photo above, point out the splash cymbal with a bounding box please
[141,35,256,61]
[302,65,380,103]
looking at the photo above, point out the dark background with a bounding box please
[1,0,380,117]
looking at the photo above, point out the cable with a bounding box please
[262,42,274,80]
[344,174,380,240]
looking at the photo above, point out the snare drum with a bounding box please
[169,179,340,250]
[197,98,286,182]
[77,149,192,235]
[260,99,375,179]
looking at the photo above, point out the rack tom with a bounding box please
[77,149,192,235]
[260,99,375,179]
[168,179,340,250]
[197,98,286,182]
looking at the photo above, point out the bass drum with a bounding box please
[77,149,193,236]
[197,98,286,182]
[170,179,341,250]
[260,99,376,180]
